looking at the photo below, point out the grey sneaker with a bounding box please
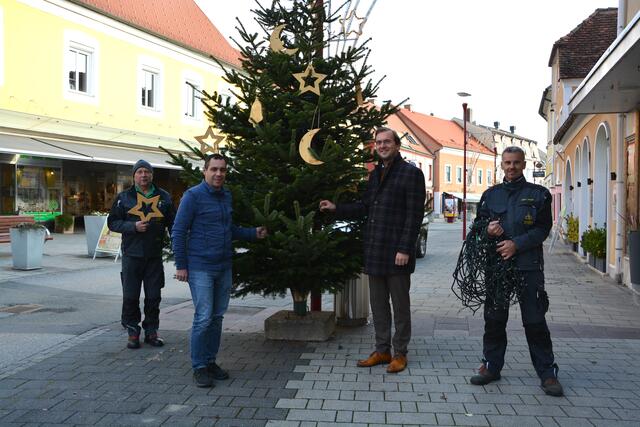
[193,368,213,388]
[541,377,564,396]
[207,362,229,380]
[470,363,501,385]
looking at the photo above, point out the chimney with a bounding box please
[403,104,412,111]
[493,121,500,129]
[509,125,515,134]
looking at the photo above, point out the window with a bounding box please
[428,164,432,181]
[487,169,492,185]
[456,166,462,184]
[63,30,99,104]
[478,169,483,185]
[66,47,91,93]
[141,69,158,109]
[184,81,199,118]
[138,56,163,115]
[445,165,452,183]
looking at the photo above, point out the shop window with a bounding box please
[16,166,62,217]
[0,163,15,214]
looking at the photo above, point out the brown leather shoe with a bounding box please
[386,354,407,373]
[356,351,392,367]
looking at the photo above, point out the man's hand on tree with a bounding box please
[319,200,336,212]
[256,226,268,239]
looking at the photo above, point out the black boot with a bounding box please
[144,331,164,347]
[124,324,141,349]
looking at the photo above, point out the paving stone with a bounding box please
[351,410,385,424]
[386,411,437,424]
[286,409,336,422]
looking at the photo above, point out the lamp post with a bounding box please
[457,92,471,240]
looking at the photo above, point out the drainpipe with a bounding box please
[615,114,626,281]
[614,1,627,282]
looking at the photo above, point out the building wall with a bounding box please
[0,0,229,150]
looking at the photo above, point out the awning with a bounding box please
[569,11,640,114]
[443,192,482,203]
[0,134,181,169]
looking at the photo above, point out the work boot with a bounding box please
[356,351,392,368]
[193,368,214,388]
[144,331,164,347]
[541,377,564,396]
[386,354,408,373]
[207,362,230,380]
[127,335,140,349]
[470,363,501,385]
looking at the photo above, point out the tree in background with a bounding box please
[164,0,399,315]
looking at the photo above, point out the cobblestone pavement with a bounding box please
[1,222,640,426]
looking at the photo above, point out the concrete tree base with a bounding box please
[264,310,335,341]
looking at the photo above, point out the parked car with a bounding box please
[416,211,430,258]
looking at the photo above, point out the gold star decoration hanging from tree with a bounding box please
[293,64,327,96]
[339,10,367,37]
[128,193,164,222]
[195,126,225,154]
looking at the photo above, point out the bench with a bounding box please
[0,215,53,244]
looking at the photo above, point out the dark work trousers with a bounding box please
[121,255,164,336]
[368,274,411,356]
[482,270,558,380]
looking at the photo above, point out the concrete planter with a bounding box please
[10,227,46,270]
[594,257,606,273]
[264,310,335,341]
[84,215,108,257]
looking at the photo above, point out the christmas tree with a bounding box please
[165,0,399,315]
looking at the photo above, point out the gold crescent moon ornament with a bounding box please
[269,24,299,55]
[298,128,324,165]
[249,98,263,125]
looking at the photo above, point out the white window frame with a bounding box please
[478,169,483,185]
[181,70,204,124]
[63,30,99,105]
[456,166,462,184]
[138,56,164,117]
[445,164,452,184]
[487,169,492,185]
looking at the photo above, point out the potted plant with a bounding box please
[590,226,607,273]
[84,211,109,257]
[566,214,579,252]
[54,213,74,234]
[10,222,48,270]
[580,226,596,267]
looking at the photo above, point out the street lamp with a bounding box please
[458,92,471,240]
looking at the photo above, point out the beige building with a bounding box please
[540,3,639,288]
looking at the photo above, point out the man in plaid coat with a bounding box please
[320,127,426,373]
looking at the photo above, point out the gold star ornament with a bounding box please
[293,64,327,96]
[339,10,367,37]
[195,126,225,154]
[128,193,164,222]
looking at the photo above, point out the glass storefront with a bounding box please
[0,162,16,214]
[15,158,63,221]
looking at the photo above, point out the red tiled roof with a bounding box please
[548,8,617,79]
[396,109,494,156]
[71,0,242,68]
[385,113,434,158]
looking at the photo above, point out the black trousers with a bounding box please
[121,255,164,335]
[368,274,411,356]
[482,270,558,380]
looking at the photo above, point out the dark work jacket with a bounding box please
[107,186,175,258]
[475,176,552,271]
[336,154,426,276]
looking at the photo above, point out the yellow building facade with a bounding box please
[0,0,237,219]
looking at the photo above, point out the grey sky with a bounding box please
[195,0,618,148]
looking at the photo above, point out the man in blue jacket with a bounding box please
[469,146,563,397]
[172,153,267,388]
[108,159,175,349]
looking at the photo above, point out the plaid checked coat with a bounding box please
[336,154,426,276]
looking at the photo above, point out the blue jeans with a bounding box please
[188,269,232,370]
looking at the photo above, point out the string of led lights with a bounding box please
[452,218,526,313]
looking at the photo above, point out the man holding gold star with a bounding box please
[108,159,175,350]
